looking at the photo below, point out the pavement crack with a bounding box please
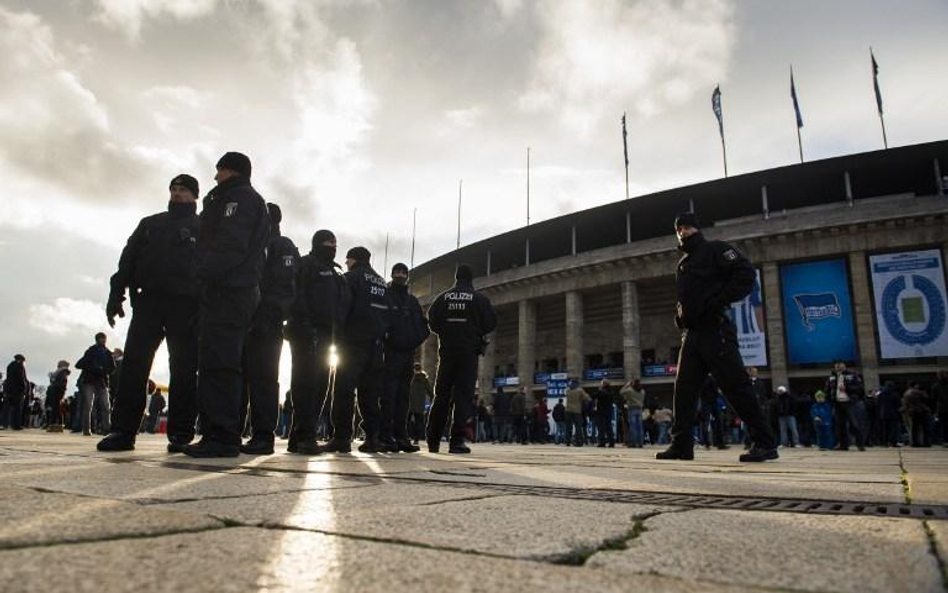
[898,450,913,504]
[414,493,509,507]
[549,509,670,566]
[0,523,232,553]
[923,521,948,592]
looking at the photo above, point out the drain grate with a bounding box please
[453,482,948,520]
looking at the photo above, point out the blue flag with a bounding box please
[711,85,724,138]
[790,70,803,129]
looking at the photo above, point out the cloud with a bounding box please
[94,0,217,41]
[493,0,525,20]
[0,6,157,204]
[519,0,736,135]
[445,107,484,130]
[29,298,111,337]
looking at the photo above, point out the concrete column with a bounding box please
[565,291,584,378]
[849,251,880,390]
[762,262,789,388]
[478,337,495,405]
[621,282,641,381]
[517,299,536,387]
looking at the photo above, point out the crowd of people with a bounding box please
[2,155,946,464]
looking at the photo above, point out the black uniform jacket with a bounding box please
[428,280,497,357]
[197,176,269,289]
[675,232,754,330]
[342,263,392,343]
[254,226,299,326]
[284,255,350,342]
[109,201,200,300]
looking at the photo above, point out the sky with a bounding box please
[1,0,947,388]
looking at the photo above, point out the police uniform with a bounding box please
[381,266,429,452]
[325,252,391,453]
[284,232,350,454]
[662,213,777,462]
[188,157,269,457]
[426,265,497,453]
[98,176,201,451]
[239,204,298,453]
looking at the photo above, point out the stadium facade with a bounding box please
[411,141,948,405]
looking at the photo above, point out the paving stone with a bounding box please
[0,486,221,549]
[587,509,943,593]
[5,461,374,502]
[0,527,775,593]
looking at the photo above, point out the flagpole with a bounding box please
[879,113,889,149]
[526,146,531,226]
[796,124,804,163]
[410,207,417,270]
[721,134,728,177]
[456,179,462,254]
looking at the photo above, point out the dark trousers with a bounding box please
[426,353,478,443]
[672,320,776,450]
[597,412,615,446]
[834,400,866,449]
[409,412,426,441]
[382,350,414,442]
[288,337,332,442]
[910,412,931,447]
[1,393,24,429]
[513,415,528,444]
[197,286,258,446]
[881,418,902,446]
[47,390,64,425]
[111,292,199,443]
[240,323,284,440]
[566,412,585,445]
[331,339,383,441]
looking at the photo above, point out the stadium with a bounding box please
[410,140,948,405]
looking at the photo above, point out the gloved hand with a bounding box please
[106,293,126,328]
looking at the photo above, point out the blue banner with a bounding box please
[780,259,857,364]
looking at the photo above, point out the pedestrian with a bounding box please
[98,174,202,452]
[425,264,497,454]
[323,247,391,454]
[594,380,616,448]
[76,333,116,436]
[564,380,590,446]
[658,213,778,462]
[284,229,350,455]
[381,263,430,452]
[46,361,70,431]
[931,371,948,446]
[826,360,866,451]
[810,390,835,450]
[185,152,270,458]
[510,387,528,445]
[776,386,799,448]
[877,381,902,447]
[408,363,433,444]
[533,396,550,443]
[492,386,511,443]
[621,378,646,447]
[901,382,932,447]
[146,388,166,433]
[2,355,28,430]
[239,202,298,456]
[552,398,567,444]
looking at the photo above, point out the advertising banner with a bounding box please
[780,259,857,364]
[870,249,948,359]
[728,268,768,367]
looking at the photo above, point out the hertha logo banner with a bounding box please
[870,249,948,359]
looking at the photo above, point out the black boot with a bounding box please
[426,437,441,453]
[97,432,135,452]
[293,437,323,456]
[395,438,420,453]
[358,436,382,453]
[183,437,240,458]
[739,445,779,463]
[321,438,352,453]
[240,435,275,455]
[378,437,400,453]
[449,439,471,454]
[655,446,694,460]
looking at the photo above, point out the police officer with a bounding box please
[284,230,350,455]
[658,213,777,462]
[185,152,270,458]
[380,263,429,453]
[239,203,298,455]
[323,247,391,454]
[426,264,496,453]
[97,175,201,451]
